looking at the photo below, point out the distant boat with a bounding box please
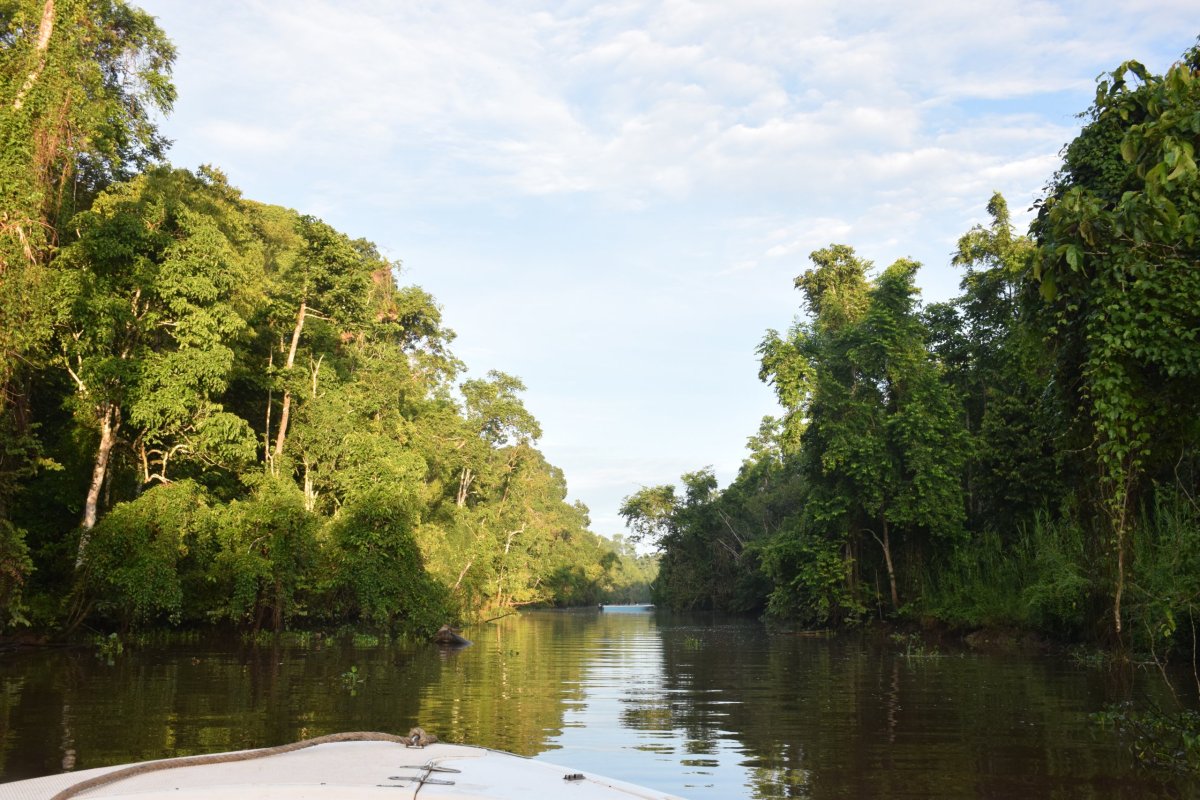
[1,732,684,799]
[600,603,655,612]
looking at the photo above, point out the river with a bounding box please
[0,609,1193,798]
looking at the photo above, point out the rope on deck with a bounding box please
[49,731,415,800]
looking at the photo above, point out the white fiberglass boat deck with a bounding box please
[0,736,686,800]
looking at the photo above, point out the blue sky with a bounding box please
[137,0,1197,537]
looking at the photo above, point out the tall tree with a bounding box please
[267,216,373,471]
[925,193,1055,532]
[453,370,541,508]
[0,0,174,604]
[0,0,174,407]
[54,168,257,562]
[1034,46,1200,638]
[761,246,966,620]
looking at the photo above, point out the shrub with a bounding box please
[80,481,208,628]
[322,488,454,635]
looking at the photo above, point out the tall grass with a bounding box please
[925,485,1200,650]
[1126,487,1200,656]
[923,514,1090,636]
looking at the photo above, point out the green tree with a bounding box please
[0,0,174,619]
[322,487,452,634]
[762,246,966,621]
[619,484,678,547]
[284,276,459,515]
[205,477,317,632]
[621,461,781,613]
[267,217,374,472]
[453,370,541,508]
[1034,45,1200,639]
[53,168,258,562]
[926,193,1057,533]
[76,480,206,630]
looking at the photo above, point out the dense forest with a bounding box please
[0,0,653,637]
[624,42,1200,652]
[3,1,1200,657]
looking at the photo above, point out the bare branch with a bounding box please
[64,357,86,394]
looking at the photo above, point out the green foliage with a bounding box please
[0,0,175,583]
[340,664,365,694]
[1124,487,1200,654]
[205,477,316,630]
[54,168,260,498]
[890,632,939,659]
[921,532,1027,629]
[763,523,861,626]
[757,245,967,622]
[1035,44,1200,638]
[925,520,1090,635]
[323,489,453,635]
[91,631,124,664]
[80,480,207,627]
[622,460,785,613]
[928,193,1059,535]
[1020,516,1092,634]
[541,530,655,607]
[289,215,374,322]
[619,485,678,546]
[0,0,175,266]
[0,519,33,631]
[1095,703,1200,775]
[461,371,542,447]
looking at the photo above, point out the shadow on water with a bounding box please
[0,611,1195,798]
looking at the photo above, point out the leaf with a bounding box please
[1039,271,1057,302]
[1120,136,1138,163]
[1065,245,1083,272]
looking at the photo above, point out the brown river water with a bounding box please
[0,608,1194,798]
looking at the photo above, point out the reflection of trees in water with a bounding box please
[0,636,439,779]
[0,674,27,776]
[0,616,1192,798]
[653,620,1182,799]
[0,615,605,780]
[415,611,597,755]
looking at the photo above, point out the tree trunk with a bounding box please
[873,520,900,612]
[272,301,306,463]
[264,350,273,470]
[452,557,473,592]
[1108,462,1136,643]
[273,577,284,633]
[252,592,265,635]
[298,356,322,506]
[1114,532,1125,638]
[456,466,473,507]
[303,457,316,512]
[77,402,119,566]
[1112,491,1131,641]
[844,537,860,608]
[273,390,292,464]
[494,528,520,604]
[11,0,55,112]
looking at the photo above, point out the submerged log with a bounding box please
[432,625,471,647]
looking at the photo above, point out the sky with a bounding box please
[136,0,1198,538]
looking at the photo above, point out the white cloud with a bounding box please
[197,120,292,153]
[158,0,1196,217]
[143,0,1199,529]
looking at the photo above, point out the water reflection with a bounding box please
[0,611,1195,798]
